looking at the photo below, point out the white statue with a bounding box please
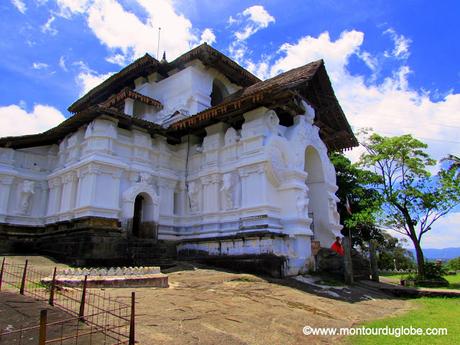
[19,180,35,215]
[220,172,241,210]
[187,181,200,213]
[137,172,150,183]
[265,110,280,134]
[221,173,234,209]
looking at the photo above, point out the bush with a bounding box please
[446,257,460,271]
[423,261,447,279]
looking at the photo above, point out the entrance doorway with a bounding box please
[132,194,144,237]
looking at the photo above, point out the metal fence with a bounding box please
[0,258,135,345]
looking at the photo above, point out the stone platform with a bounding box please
[41,266,169,288]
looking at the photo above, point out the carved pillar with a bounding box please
[174,182,186,216]
[201,174,220,213]
[0,175,14,222]
[203,123,225,168]
[158,178,176,217]
[60,172,78,212]
[47,177,62,217]
[35,181,49,217]
[238,165,266,208]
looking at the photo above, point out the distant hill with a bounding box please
[409,248,460,261]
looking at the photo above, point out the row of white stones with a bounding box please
[58,267,161,276]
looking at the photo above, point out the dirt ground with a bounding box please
[1,256,413,345]
[0,292,107,345]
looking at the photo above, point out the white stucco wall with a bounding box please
[0,63,343,276]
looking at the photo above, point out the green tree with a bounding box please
[359,133,460,278]
[330,152,383,248]
[376,233,415,270]
[446,257,460,271]
[441,154,460,178]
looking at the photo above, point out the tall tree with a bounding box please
[376,233,415,270]
[359,133,460,278]
[441,154,460,178]
[330,152,383,248]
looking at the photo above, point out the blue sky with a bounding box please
[1,0,460,249]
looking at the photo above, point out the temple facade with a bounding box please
[0,44,357,276]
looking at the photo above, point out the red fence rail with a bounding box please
[0,258,135,345]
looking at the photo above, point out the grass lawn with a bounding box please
[347,297,460,345]
[381,273,460,290]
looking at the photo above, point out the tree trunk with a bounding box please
[412,238,425,279]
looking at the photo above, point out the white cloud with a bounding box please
[0,104,65,137]
[384,28,411,59]
[76,70,115,96]
[11,0,26,14]
[41,15,58,35]
[32,62,49,70]
[270,31,363,79]
[228,5,275,63]
[242,6,275,27]
[105,53,127,66]
[72,60,115,95]
[259,29,460,162]
[58,56,68,71]
[200,28,216,45]
[420,212,460,249]
[56,0,91,18]
[235,5,275,41]
[55,0,198,62]
[259,29,460,248]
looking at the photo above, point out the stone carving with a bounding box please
[137,172,151,183]
[296,194,309,218]
[18,180,35,215]
[328,191,341,225]
[187,181,200,213]
[224,127,239,146]
[220,172,241,210]
[265,109,280,134]
[302,100,315,124]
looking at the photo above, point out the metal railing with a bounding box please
[0,258,135,345]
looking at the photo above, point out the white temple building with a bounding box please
[0,44,357,276]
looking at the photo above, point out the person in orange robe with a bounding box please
[330,236,344,256]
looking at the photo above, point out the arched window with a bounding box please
[210,79,228,106]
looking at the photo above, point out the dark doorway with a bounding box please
[132,194,144,237]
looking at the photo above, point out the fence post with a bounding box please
[129,292,135,345]
[79,275,88,321]
[0,257,5,291]
[19,259,28,295]
[39,309,47,345]
[49,267,57,306]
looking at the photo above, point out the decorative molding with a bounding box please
[0,175,15,185]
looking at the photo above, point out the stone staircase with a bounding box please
[126,239,178,267]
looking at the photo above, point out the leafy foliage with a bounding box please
[423,261,447,279]
[358,132,460,278]
[441,154,460,179]
[376,233,415,270]
[446,257,460,271]
[329,152,383,248]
